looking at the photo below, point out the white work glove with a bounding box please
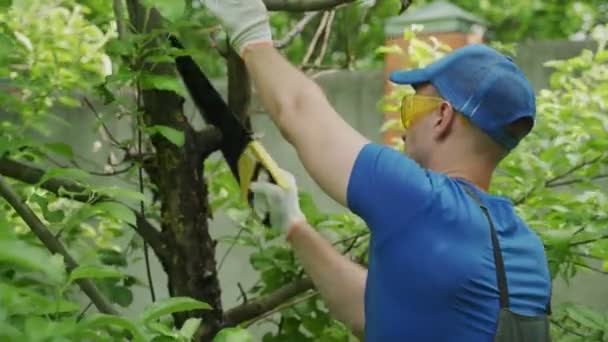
[202,0,273,56]
[250,169,306,235]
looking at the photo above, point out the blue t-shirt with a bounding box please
[347,143,551,341]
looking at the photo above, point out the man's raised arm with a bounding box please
[203,0,369,206]
[244,45,369,205]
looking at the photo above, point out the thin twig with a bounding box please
[301,11,330,66]
[218,224,246,271]
[570,233,608,247]
[0,176,118,315]
[76,301,94,322]
[136,83,156,303]
[514,154,606,205]
[331,231,369,247]
[343,232,364,255]
[550,319,587,338]
[263,0,355,11]
[545,154,605,187]
[574,262,608,275]
[83,97,122,147]
[87,164,134,176]
[275,12,321,49]
[237,282,248,303]
[314,10,335,66]
[547,174,608,187]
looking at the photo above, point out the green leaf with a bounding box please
[146,125,185,147]
[57,96,81,108]
[92,202,136,225]
[180,318,202,339]
[0,283,79,315]
[566,305,607,330]
[99,248,128,267]
[0,0,12,11]
[140,73,187,97]
[147,321,179,338]
[374,44,403,55]
[79,313,146,342]
[139,297,211,324]
[143,0,185,22]
[111,285,134,307]
[30,194,65,223]
[0,240,65,284]
[40,168,91,185]
[43,142,74,158]
[95,186,148,203]
[68,265,125,284]
[212,327,254,342]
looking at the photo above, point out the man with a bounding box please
[202,1,552,340]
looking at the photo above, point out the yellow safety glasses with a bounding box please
[400,94,444,129]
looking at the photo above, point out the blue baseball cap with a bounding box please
[389,44,536,150]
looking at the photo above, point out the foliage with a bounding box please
[0,0,606,341]
[0,0,210,340]
[446,0,608,42]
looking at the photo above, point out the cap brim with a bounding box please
[389,68,430,85]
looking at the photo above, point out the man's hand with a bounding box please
[202,0,273,56]
[250,169,306,235]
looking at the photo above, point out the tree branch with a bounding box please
[263,0,354,12]
[551,318,587,338]
[0,157,168,263]
[574,262,608,275]
[275,12,321,49]
[569,233,608,247]
[195,126,223,160]
[223,277,314,327]
[0,176,118,315]
[546,174,608,188]
[314,10,335,66]
[244,291,319,327]
[545,154,605,187]
[514,153,606,205]
[83,97,122,148]
[113,0,128,39]
[302,11,330,66]
[0,158,93,202]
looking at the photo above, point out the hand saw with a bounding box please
[169,36,290,207]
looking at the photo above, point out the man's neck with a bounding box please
[427,156,495,192]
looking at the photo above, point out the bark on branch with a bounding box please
[0,158,93,203]
[0,157,168,263]
[263,0,355,12]
[0,176,118,315]
[223,277,314,326]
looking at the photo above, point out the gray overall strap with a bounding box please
[462,186,510,309]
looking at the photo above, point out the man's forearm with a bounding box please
[288,220,366,337]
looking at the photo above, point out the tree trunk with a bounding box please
[126,2,223,339]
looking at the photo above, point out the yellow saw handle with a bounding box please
[237,140,290,199]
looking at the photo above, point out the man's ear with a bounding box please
[432,101,457,140]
